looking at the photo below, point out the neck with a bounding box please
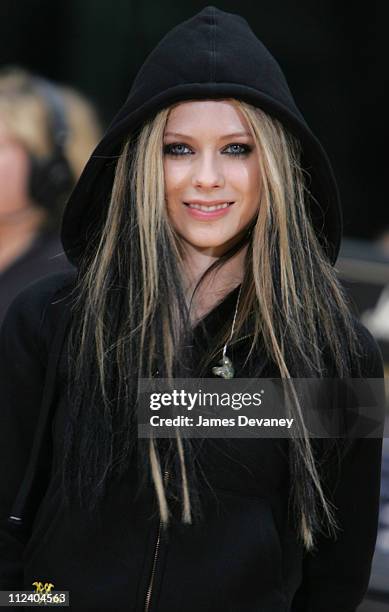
[181,242,248,325]
[0,204,48,273]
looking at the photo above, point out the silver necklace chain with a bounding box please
[212,283,243,379]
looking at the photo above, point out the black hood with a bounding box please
[61,5,342,266]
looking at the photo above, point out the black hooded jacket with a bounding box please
[0,6,385,612]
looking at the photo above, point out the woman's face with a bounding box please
[163,100,260,255]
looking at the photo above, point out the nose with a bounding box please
[191,151,225,189]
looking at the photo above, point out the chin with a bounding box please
[185,237,237,252]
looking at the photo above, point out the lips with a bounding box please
[182,201,235,220]
[184,201,234,212]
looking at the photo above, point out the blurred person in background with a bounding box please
[0,67,101,326]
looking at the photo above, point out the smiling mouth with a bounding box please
[183,202,234,212]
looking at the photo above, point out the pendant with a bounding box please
[212,355,235,379]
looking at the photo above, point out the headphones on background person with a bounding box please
[27,75,75,211]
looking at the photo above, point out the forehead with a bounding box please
[165,99,250,134]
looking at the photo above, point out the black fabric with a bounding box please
[61,5,341,268]
[0,230,73,328]
[0,272,385,611]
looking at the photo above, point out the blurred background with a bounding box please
[0,1,387,609]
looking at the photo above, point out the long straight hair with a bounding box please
[62,99,362,551]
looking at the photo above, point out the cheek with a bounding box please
[228,160,260,204]
[164,161,189,200]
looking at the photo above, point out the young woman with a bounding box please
[0,7,384,611]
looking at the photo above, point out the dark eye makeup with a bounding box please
[162,142,253,157]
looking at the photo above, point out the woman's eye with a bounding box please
[163,143,192,156]
[223,143,252,156]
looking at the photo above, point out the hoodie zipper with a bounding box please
[144,469,170,612]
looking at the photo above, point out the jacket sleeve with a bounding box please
[0,281,53,588]
[291,322,385,612]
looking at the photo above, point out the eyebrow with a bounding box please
[164,131,252,139]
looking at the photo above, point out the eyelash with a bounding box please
[163,143,252,157]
